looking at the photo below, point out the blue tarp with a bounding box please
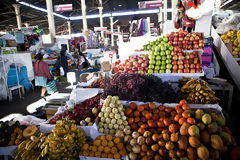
[7,66,31,91]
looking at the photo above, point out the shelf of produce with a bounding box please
[211,27,240,91]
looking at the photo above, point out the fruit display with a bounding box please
[124,100,236,160]
[221,30,240,58]
[49,94,102,125]
[113,54,149,74]
[167,30,204,50]
[79,135,127,159]
[88,78,104,88]
[0,120,27,146]
[145,36,174,74]
[104,73,181,103]
[179,78,219,104]
[97,96,130,135]
[41,119,86,159]
[171,47,202,73]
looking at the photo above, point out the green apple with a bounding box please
[155,46,160,52]
[169,46,174,51]
[148,69,153,74]
[149,60,155,65]
[165,69,171,73]
[156,61,161,66]
[161,46,166,51]
[162,56,166,61]
[156,56,161,60]
[149,64,154,69]
[166,59,171,64]
[160,51,165,56]
[154,70,159,73]
[161,61,166,65]
[166,50,171,55]
[167,55,172,59]
[154,51,159,56]
[161,65,166,70]
[155,66,160,70]
[159,70,165,73]
[166,64,172,69]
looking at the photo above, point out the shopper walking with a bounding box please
[56,50,68,77]
[34,53,52,99]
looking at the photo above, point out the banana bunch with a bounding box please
[15,133,46,160]
[180,78,219,104]
[41,119,86,160]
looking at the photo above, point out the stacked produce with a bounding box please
[167,30,204,50]
[0,120,27,146]
[171,47,202,73]
[145,36,174,73]
[112,55,149,74]
[97,96,130,135]
[88,78,104,88]
[79,135,127,159]
[124,100,236,160]
[221,30,240,58]
[15,119,86,160]
[179,78,219,104]
[104,73,181,103]
[49,94,102,125]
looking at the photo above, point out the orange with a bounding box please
[108,141,114,148]
[114,153,121,159]
[100,135,106,140]
[98,146,104,152]
[134,110,140,117]
[130,102,137,110]
[102,140,108,146]
[149,102,156,110]
[106,135,113,141]
[104,147,111,154]
[117,143,124,150]
[89,152,94,157]
[120,149,127,156]
[108,154,114,158]
[92,146,97,152]
[101,153,107,158]
[137,105,144,111]
[111,146,118,154]
[83,144,89,151]
[93,139,101,146]
[83,151,88,156]
[113,137,121,144]
[95,151,101,157]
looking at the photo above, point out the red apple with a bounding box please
[194,58,199,64]
[183,40,187,44]
[168,41,173,46]
[183,68,189,73]
[173,55,178,61]
[129,62,133,67]
[191,33,196,37]
[174,47,179,52]
[196,68,201,73]
[172,69,178,73]
[173,41,178,45]
[183,30,188,35]
[172,60,177,65]
[188,41,193,45]
[178,60,183,65]
[178,70,183,73]
[173,37,178,41]
[193,40,198,44]
[185,55,190,60]
[190,37,194,41]
[195,36,200,40]
[178,37,183,41]
[184,64,189,68]
[183,59,189,64]
[171,51,176,56]
[178,65,184,69]
[190,69,195,73]
[199,39,204,43]
[174,32,179,37]
[190,64,195,69]
[193,44,199,49]
[196,63,201,69]
[189,54,195,59]
[173,64,178,70]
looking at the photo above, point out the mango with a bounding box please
[180,122,190,136]
[197,145,209,160]
[219,131,232,145]
[210,149,219,159]
[217,117,226,127]
[197,122,205,131]
[188,125,199,137]
[195,109,204,120]
[202,113,212,125]
[210,134,223,150]
[207,122,218,134]
[201,130,210,144]
[187,147,197,160]
[178,135,188,150]
[189,136,201,148]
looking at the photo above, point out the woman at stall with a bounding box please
[34,53,52,99]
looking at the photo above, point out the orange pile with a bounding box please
[80,135,127,159]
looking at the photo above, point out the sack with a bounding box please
[60,67,65,76]
[46,80,57,95]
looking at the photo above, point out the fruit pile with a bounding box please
[88,78,104,88]
[104,73,181,103]
[49,94,102,125]
[221,30,240,58]
[179,78,219,104]
[97,96,130,135]
[0,121,27,147]
[146,36,174,73]
[124,100,236,160]
[167,30,204,50]
[112,55,149,74]
[171,47,202,73]
[80,135,127,159]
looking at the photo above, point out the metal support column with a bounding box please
[110,17,114,46]
[24,23,29,28]
[12,4,22,29]
[67,21,72,35]
[46,0,56,40]
[98,7,104,38]
[81,0,88,32]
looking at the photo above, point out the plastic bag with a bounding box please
[13,115,45,126]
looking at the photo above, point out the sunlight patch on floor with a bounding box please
[26,98,47,113]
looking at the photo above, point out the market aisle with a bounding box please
[0,82,71,120]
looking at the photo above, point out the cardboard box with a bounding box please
[6,39,17,47]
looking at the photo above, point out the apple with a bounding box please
[162,56,167,61]
[156,56,161,60]
[138,67,143,71]
[193,40,198,44]
[173,55,178,61]
[172,69,178,73]
[178,56,185,60]
[185,55,190,60]
[183,68,189,73]
[166,59,171,64]
[193,44,199,49]
[178,60,183,65]
[173,41,177,45]
[183,40,187,44]
[193,58,199,64]
[183,59,189,64]
[129,62,133,67]
[174,32,179,37]
[165,69,171,73]
[171,51,176,56]
[183,30,188,35]
[172,60,177,65]
[160,65,166,70]
[196,63,201,69]
[138,59,143,64]
[184,64,189,68]
[178,70,183,73]
[190,64,195,69]
[189,54,195,59]
[190,37,194,41]
[178,65,184,69]
[188,41,193,45]
[173,64,178,70]
[155,66,160,70]
[143,57,148,61]
[190,69,195,73]
[196,68,201,73]
[161,61,166,65]
[156,61,161,66]
[178,37,183,41]
[167,55,172,59]
[159,70,165,73]
[191,33,196,37]
[178,41,183,45]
